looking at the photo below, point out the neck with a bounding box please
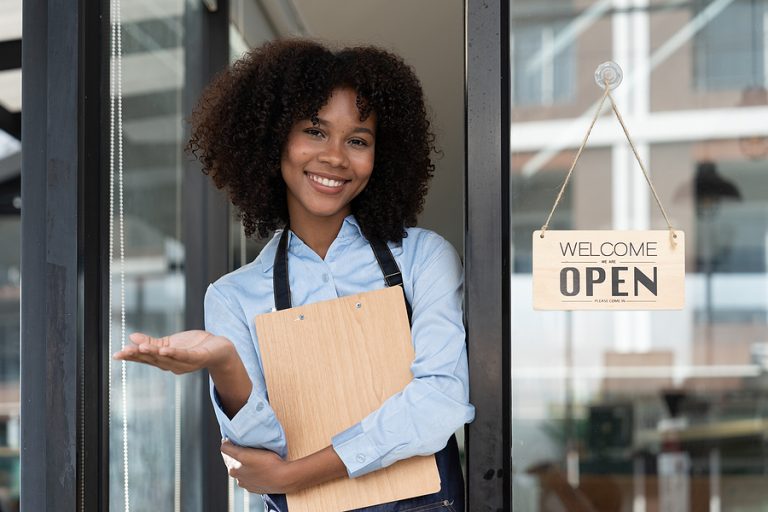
[288,209,350,260]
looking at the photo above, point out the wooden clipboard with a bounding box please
[254,286,440,511]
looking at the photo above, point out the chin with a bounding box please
[304,201,350,218]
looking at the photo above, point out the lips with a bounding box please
[306,171,347,189]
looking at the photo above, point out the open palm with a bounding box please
[113,330,234,374]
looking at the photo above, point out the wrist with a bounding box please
[280,460,303,493]
[279,446,348,493]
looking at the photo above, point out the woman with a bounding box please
[115,39,474,511]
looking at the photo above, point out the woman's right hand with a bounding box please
[113,330,236,375]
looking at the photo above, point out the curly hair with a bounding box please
[187,39,436,243]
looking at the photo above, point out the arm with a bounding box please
[221,441,347,494]
[207,342,252,417]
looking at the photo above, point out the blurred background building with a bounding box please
[509,0,768,510]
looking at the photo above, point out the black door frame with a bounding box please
[21,0,230,510]
[465,0,512,510]
[21,0,109,509]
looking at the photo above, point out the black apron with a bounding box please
[265,228,464,512]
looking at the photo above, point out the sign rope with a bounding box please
[540,64,676,243]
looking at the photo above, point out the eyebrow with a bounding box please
[314,117,375,136]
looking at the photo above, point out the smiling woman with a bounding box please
[116,38,474,512]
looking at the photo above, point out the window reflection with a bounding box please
[0,216,19,512]
[108,0,185,510]
[511,0,768,510]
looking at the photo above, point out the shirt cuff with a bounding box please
[210,380,287,458]
[331,423,383,478]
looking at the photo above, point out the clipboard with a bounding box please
[254,286,440,511]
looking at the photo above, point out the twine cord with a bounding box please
[605,86,676,237]
[540,85,611,237]
[540,78,676,240]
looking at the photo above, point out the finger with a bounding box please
[128,332,151,345]
[130,332,172,349]
[138,343,161,356]
[116,351,175,371]
[235,479,253,492]
[112,346,135,360]
[112,347,149,362]
[123,353,162,367]
[220,439,244,460]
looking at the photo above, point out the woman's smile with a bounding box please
[305,171,349,191]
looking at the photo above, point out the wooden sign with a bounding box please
[254,286,440,511]
[532,230,685,310]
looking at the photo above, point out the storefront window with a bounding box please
[0,2,21,509]
[510,0,768,510]
[108,1,186,509]
[0,213,19,512]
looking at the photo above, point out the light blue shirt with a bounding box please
[204,215,475,478]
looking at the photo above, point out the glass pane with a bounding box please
[0,214,20,512]
[510,1,768,510]
[0,2,22,508]
[108,1,186,510]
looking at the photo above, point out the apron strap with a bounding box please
[273,228,292,311]
[272,228,413,324]
[368,238,413,323]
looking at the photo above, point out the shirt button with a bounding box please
[322,273,329,283]
[356,453,366,463]
[256,402,265,412]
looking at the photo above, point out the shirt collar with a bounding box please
[259,215,364,273]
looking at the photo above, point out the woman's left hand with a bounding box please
[221,440,295,494]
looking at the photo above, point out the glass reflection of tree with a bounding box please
[695,161,742,365]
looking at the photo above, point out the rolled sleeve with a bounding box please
[205,283,287,454]
[331,423,383,478]
[210,380,287,457]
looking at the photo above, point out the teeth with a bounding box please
[309,173,344,188]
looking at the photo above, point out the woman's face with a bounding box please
[281,87,376,227]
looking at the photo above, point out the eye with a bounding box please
[349,138,370,148]
[304,128,324,138]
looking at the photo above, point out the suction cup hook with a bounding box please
[594,61,623,90]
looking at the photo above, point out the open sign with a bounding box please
[532,230,685,310]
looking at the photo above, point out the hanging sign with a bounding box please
[532,62,687,311]
[533,230,685,310]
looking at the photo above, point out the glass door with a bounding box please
[509,0,768,510]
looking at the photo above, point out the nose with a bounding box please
[317,140,349,168]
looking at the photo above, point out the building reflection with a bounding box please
[511,0,768,510]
